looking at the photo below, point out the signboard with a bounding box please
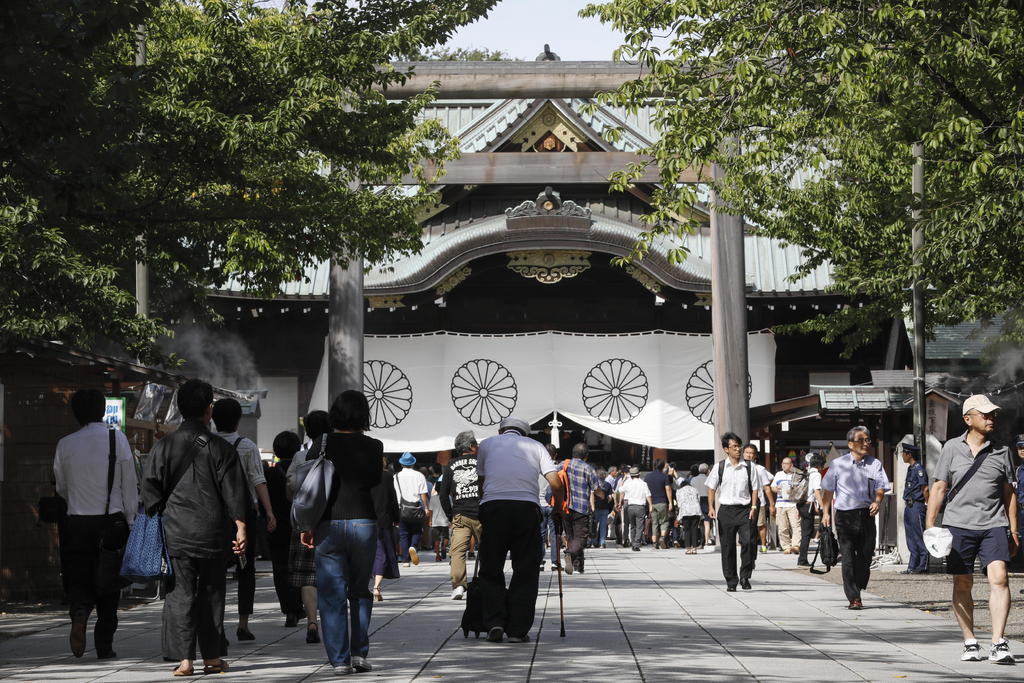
[104,397,127,432]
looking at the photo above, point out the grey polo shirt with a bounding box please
[933,431,1016,530]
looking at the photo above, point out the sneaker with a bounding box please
[409,547,419,566]
[759,545,767,554]
[468,551,476,560]
[351,656,373,672]
[962,641,984,662]
[332,665,354,676]
[562,551,573,575]
[451,585,466,600]
[989,639,1015,665]
[508,634,530,643]
[486,626,504,643]
[402,562,410,568]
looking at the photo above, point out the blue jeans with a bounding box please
[591,509,610,547]
[398,518,423,563]
[539,507,558,564]
[315,519,377,667]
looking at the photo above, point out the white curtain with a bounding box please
[309,330,776,452]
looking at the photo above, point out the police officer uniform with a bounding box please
[901,445,929,574]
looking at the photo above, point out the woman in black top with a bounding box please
[265,431,303,626]
[299,391,382,675]
[370,455,401,601]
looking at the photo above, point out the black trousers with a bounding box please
[834,508,876,601]
[797,503,815,563]
[64,515,124,655]
[681,516,701,548]
[478,501,543,638]
[164,555,228,661]
[718,504,756,587]
[236,507,259,616]
[625,504,646,548]
[269,534,302,617]
[563,511,591,571]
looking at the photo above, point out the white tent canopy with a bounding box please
[309,330,776,452]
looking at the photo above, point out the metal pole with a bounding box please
[911,142,926,465]
[328,257,364,400]
[134,25,149,317]
[710,155,749,454]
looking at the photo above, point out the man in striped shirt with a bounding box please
[558,443,606,574]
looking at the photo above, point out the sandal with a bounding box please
[373,587,383,602]
[172,666,195,677]
[202,660,229,675]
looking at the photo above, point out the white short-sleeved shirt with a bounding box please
[771,470,796,508]
[807,467,823,508]
[619,477,651,506]
[215,431,265,506]
[705,459,759,506]
[54,422,139,517]
[394,467,428,504]
[477,432,556,505]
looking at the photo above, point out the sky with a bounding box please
[443,1,629,61]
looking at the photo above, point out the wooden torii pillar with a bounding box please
[334,62,748,442]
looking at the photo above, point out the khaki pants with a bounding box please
[776,506,801,550]
[450,514,483,588]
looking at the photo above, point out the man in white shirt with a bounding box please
[797,452,826,567]
[772,457,802,554]
[616,466,653,551]
[477,417,564,644]
[743,445,775,553]
[212,399,276,641]
[394,452,429,567]
[706,432,772,591]
[54,388,138,659]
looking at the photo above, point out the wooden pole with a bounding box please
[710,159,749,454]
[328,257,364,401]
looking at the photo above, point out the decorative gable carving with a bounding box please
[505,186,592,231]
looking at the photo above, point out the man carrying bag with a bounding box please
[53,388,138,659]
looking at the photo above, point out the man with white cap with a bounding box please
[476,416,565,644]
[926,394,1019,665]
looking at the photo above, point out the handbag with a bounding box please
[96,428,130,594]
[810,524,839,574]
[37,492,67,524]
[395,475,425,524]
[120,433,207,583]
[291,435,336,533]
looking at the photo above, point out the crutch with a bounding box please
[554,515,566,637]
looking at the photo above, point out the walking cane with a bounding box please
[556,531,566,637]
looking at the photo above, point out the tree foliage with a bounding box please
[582,0,1024,352]
[403,46,518,61]
[0,0,497,363]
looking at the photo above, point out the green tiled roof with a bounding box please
[926,319,1002,361]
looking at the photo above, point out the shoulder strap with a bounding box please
[717,459,725,484]
[159,433,209,514]
[104,427,116,515]
[946,450,991,507]
[232,437,243,450]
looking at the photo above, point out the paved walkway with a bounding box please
[0,548,1021,681]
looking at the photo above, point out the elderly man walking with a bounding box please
[926,395,1019,665]
[560,443,605,574]
[438,431,481,600]
[821,426,891,610]
[476,417,564,644]
[142,379,248,676]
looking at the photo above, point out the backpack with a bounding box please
[788,468,809,505]
[549,459,571,514]
[810,524,839,574]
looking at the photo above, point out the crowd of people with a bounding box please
[50,384,1022,674]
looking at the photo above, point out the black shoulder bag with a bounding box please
[941,450,991,513]
[95,428,130,594]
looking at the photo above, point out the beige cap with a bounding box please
[962,394,1000,415]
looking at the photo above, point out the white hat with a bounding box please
[962,394,999,415]
[923,527,953,558]
[498,416,531,436]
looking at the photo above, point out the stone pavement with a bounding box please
[0,547,1021,682]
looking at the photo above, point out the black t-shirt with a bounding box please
[645,470,671,504]
[323,433,383,521]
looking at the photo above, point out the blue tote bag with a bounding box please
[121,434,208,582]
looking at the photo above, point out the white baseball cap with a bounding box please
[962,394,999,415]
[923,527,953,558]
